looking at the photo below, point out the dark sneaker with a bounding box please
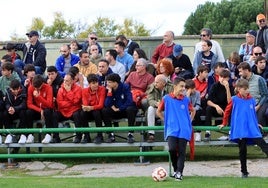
[170,172,176,178]
[81,137,91,144]
[106,134,115,143]
[147,134,155,143]
[50,137,61,143]
[242,172,249,178]
[73,137,81,143]
[94,136,104,144]
[204,132,211,141]
[174,172,183,181]
[127,134,135,144]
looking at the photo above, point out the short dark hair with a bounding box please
[32,75,44,88]
[115,41,126,48]
[185,79,195,89]
[237,62,251,72]
[1,62,14,72]
[24,64,35,75]
[79,50,88,58]
[9,79,21,90]
[106,49,117,60]
[6,43,15,51]
[65,72,75,80]
[87,74,98,83]
[69,66,79,75]
[255,55,266,65]
[106,73,121,83]
[98,59,110,66]
[203,40,212,47]
[197,65,209,75]
[219,69,231,78]
[173,77,185,85]
[115,34,127,41]
[1,55,12,63]
[47,66,58,73]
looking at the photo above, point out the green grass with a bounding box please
[0,176,267,188]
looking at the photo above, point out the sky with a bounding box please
[0,0,222,41]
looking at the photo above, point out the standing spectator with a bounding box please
[12,30,47,75]
[80,32,102,55]
[151,31,175,64]
[80,74,106,144]
[55,44,80,78]
[255,14,268,60]
[193,40,218,75]
[156,77,195,181]
[3,79,27,144]
[194,28,225,63]
[114,41,134,76]
[146,74,173,142]
[105,49,126,82]
[75,51,98,78]
[218,79,268,178]
[239,30,256,62]
[69,39,80,56]
[89,44,102,65]
[96,59,113,86]
[237,62,268,127]
[116,34,140,55]
[168,44,194,80]
[56,73,83,143]
[252,56,268,86]
[26,75,58,143]
[102,73,138,143]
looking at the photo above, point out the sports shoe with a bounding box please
[26,134,34,143]
[0,135,2,145]
[170,172,176,178]
[242,172,249,178]
[42,134,52,144]
[174,172,183,181]
[50,137,61,143]
[5,134,13,144]
[194,132,201,142]
[73,136,81,143]
[147,134,155,143]
[94,135,104,144]
[127,133,135,144]
[18,134,27,144]
[218,135,229,141]
[204,131,211,141]
[106,133,115,143]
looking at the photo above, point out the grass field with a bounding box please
[0,176,268,188]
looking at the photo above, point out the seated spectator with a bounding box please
[1,55,24,81]
[80,74,106,144]
[251,56,268,86]
[89,44,102,65]
[185,79,202,142]
[146,74,173,142]
[0,62,21,95]
[69,66,87,88]
[56,72,83,143]
[0,90,4,144]
[105,49,126,82]
[96,59,113,86]
[22,64,35,88]
[46,66,63,103]
[80,32,102,55]
[115,34,140,55]
[168,44,194,80]
[26,75,58,144]
[5,43,24,72]
[125,58,154,109]
[156,58,174,80]
[193,40,218,75]
[224,51,240,85]
[55,44,80,78]
[102,73,138,143]
[204,69,234,141]
[75,50,98,78]
[239,30,256,62]
[207,62,226,92]
[3,79,27,144]
[69,39,80,56]
[129,48,156,77]
[247,46,264,67]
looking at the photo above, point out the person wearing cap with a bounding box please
[238,30,256,62]
[167,44,194,80]
[194,28,225,63]
[256,13,268,60]
[10,30,47,75]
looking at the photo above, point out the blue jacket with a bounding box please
[104,82,135,111]
[55,54,80,77]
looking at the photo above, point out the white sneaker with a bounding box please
[194,132,201,142]
[18,134,27,144]
[26,134,34,143]
[218,135,229,141]
[42,134,52,144]
[0,135,2,144]
[5,134,13,144]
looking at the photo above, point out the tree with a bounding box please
[28,17,45,38]
[183,0,264,35]
[42,12,75,39]
[118,18,150,37]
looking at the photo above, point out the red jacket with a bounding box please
[82,85,106,110]
[27,83,54,112]
[57,83,82,117]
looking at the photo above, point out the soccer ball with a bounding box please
[152,166,167,181]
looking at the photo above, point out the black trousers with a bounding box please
[168,136,187,174]
[238,138,268,174]
[3,109,27,129]
[80,110,102,137]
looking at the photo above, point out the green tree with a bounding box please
[28,17,45,38]
[42,12,75,39]
[118,18,150,36]
[183,0,264,35]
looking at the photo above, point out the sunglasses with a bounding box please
[254,52,262,56]
[200,34,207,37]
[259,19,266,23]
[90,37,97,40]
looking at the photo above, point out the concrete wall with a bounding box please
[0,34,245,67]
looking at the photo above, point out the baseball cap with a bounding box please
[256,14,266,21]
[26,30,39,37]
[173,44,183,57]
[247,30,257,37]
